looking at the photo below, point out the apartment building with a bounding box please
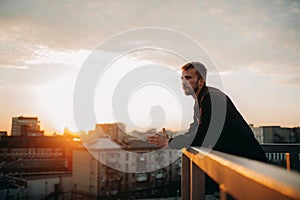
[251,125,300,143]
[72,137,181,199]
[11,116,44,137]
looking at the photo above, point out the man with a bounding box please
[147,62,267,193]
[147,62,267,162]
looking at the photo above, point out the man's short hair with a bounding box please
[181,62,207,80]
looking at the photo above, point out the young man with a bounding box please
[147,61,267,194]
[147,62,267,156]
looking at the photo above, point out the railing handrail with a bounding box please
[182,147,300,200]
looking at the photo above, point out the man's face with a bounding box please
[181,68,203,96]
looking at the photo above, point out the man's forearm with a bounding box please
[168,133,195,150]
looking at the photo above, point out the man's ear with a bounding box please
[198,78,205,87]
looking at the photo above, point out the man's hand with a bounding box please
[146,128,169,147]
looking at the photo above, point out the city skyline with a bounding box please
[1,115,299,137]
[0,1,300,134]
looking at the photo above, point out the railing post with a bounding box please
[286,152,300,171]
[219,184,227,200]
[290,152,300,171]
[182,153,190,200]
[191,161,205,200]
[286,152,291,171]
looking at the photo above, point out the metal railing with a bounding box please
[181,147,300,200]
[261,143,300,171]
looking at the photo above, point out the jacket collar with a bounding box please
[197,85,208,103]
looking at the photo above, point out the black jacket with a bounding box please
[169,86,267,162]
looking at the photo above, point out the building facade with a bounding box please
[0,136,77,174]
[72,138,181,199]
[94,123,126,144]
[11,116,44,137]
[0,173,72,200]
[251,125,300,143]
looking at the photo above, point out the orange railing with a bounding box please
[181,147,300,200]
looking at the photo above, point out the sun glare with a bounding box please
[30,49,92,134]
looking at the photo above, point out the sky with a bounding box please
[0,0,299,135]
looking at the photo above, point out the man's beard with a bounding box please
[185,85,198,96]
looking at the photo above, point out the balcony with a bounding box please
[181,146,300,200]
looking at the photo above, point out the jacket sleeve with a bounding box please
[168,94,211,150]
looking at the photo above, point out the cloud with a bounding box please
[281,76,300,87]
[0,63,76,87]
[249,63,300,86]
[0,0,299,82]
